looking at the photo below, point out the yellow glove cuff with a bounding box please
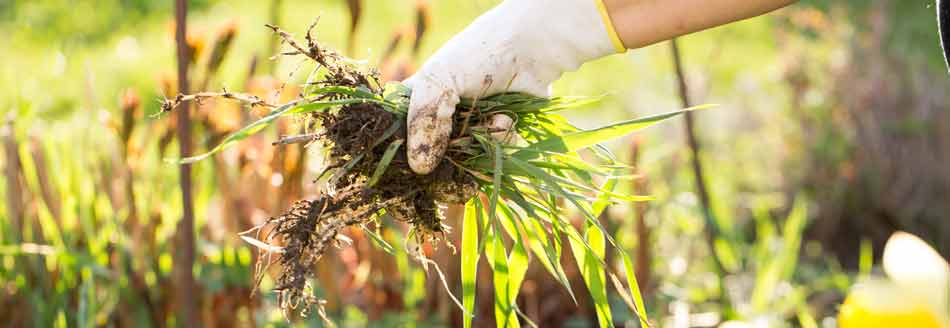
[593,0,626,53]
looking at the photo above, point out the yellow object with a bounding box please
[838,232,950,328]
[838,280,943,328]
[593,0,626,53]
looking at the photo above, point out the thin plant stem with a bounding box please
[3,120,24,243]
[174,0,199,326]
[670,38,735,318]
[630,137,653,303]
[267,0,283,74]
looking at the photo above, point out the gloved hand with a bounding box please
[403,0,625,174]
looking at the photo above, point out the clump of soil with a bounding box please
[317,101,476,233]
[246,23,481,318]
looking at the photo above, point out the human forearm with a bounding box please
[603,0,798,48]
[404,0,797,174]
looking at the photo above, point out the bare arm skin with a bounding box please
[604,0,798,49]
[403,0,797,174]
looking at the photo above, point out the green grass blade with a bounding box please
[621,252,650,327]
[506,157,619,249]
[525,183,610,312]
[482,200,530,327]
[512,106,713,161]
[796,304,819,328]
[367,139,404,186]
[536,96,603,113]
[308,85,381,100]
[751,199,808,311]
[498,203,529,328]
[173,98,363,164]
[488,141,519,328]
[549,152,610,177]
[471,94,600,114]
[307,85,406,112]
[328,152,366,183]
[361,224,395,255]
[490,142,503,226]
[569,221,612,328]
[591,176,616,217]
[487,224,516,328]
[499,187,577,303]
[859,238,873,277]
[461,199,480,328]
[779,200,808,280]
[586,177,616,327]
[505,236,529,328]
[530,170,643,203]
[496,200,520,242]
[383,82,411,102]
[484,211,497,268]
[596,172,651,326]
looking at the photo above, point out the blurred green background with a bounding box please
[1,0,948,327]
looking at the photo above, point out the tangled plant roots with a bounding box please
[164,20,684,325]
[221,22,478,319]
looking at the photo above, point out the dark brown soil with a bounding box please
[255,49,478,317]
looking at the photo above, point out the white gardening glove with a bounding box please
[404,0,625,174]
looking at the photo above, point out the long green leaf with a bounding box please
[489,142,503,228]
[487,224,515,328]
[461,199,480,328]
[499,203,529,328]
[507,157,619,250]
[751,199,808,312]
[506,238,529,328]
[859,238,873,277]
[621,252,650,327]
[591,177,616,217]
[500,187,577,303]
[488,140,519,328]
[513,105,713,161]
[362,224,395,255]
[570,221,611,328]
[310,85,381,100]
[173,98,363,164]
[367,139,403,186]
[599,172,651,326]
[572,178,616,328]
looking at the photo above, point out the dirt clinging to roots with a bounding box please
[249,24,479,318]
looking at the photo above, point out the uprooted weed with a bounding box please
[163,20,687,326]
[167,22,481,319]
[256,96,478,318]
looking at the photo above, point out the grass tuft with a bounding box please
[160,21,700,326]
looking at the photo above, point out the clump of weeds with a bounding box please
[162,20,700,326]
